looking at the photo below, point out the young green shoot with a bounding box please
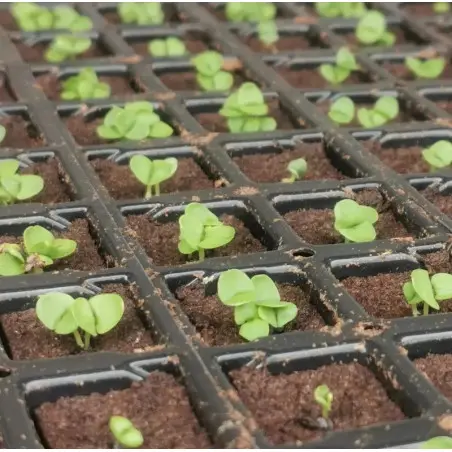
[0,125,5,145]
[422,436,452,449]
[282,158,307,183]
[319,47,360,85]
[129,154,178,198]
[45,35,92,63]
[328,97,355,125]
[218,269,298,342]
[315,2,367,18]
[0,159,43,205]
[405,56,446,79]
[403,269,452,316]
[51,5,93,31]
[0,225,76,276]
[422,140,452,171]
[118,2,164,25]
[357,96,399,128]
[148,37,187,57]
[191,51,233,92]
[356,11,395,47]
[61,68,111,101]
[219,82,277,133]
[257,21,279,47]
[334,199,379,243]
[109,416,144,449]
[36,292,124,350]
[96,102,173,141]
[433,2,450,13]
[178,203,235,262]
[314,384,333,420]
[225,2,276,22]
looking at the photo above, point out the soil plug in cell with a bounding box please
[0,114,45,149]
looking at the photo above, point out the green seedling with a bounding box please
[225,2,276,22]
[148,37,187,57]
[129,154,178,198]
[328,97,355,125]
[0,225,76,276]
[36,292,124,350]
[178,203,235,262]
[52,5,93,31]
[96,102,173,141]
[319,47,360,85]
[334,199,379,243]
[109,416,144,449]
[422,436,452,449]
[405,56,446,79]
[191,51,233,92]
[61,68,110,101]
[314,384,333,420]
[0,125,5,144]
[403,268,452,316]
[282,158,307,183]
[422,140,452,171]
[0,159,43,205]
[356,11,395,47]
[218,269,298,342]
[257,21,279,47]
[45,35,92,63]
[357,96,399,128]
[118,2,164,25]
[219,82,277,133]
[315,2,367,18]
[433,2,450,13]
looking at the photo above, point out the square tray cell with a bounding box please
[420,88,452,115]
[99,3,183,25]
[421,184,452,218]
[0,109,46,149]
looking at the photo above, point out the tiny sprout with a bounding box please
[219,82,277,133]
[433,2,450,13]
[129,155,178,198]
[51,6,93,31]
[118,2,164,25]
[314,384,333,420]
[45,35,91,63]
[422,436,452,449]
[0,225,76,276]
[405,56,446,79]
[0,159,44,205]
[218,269,298,342]
[282,158,307,183]
[178,203,235,262]
[356,11,395,47]
[61,68,111,101]
[319,47,360,85]
[148,37,187,57]
[225,2,276,22]
[315,2,367,18]
[357,96,399,128]
[328,97,355,125]
[422,140,452,171]
[36,292,124,350]
[334,199,379,243]
[109,416,144,449]
[403,269,452,316]
[191,51,233,92]
[257,21,279,47]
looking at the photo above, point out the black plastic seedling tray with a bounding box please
[3,1,452,449]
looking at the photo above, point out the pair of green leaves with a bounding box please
[61,68,110,101]
[97,102,173,141]
[191,51,233,92]
[0,159,43,205]
[315,2,367,18]
[129,155,178,198]
[334,199,379,243]
[403,269,452,316]
[0,225,76,276]
[118,2,164,25]
[148,37,186,57]
[405,57,446,79]
[45,35,91,63]
[109,416,144,449]
[422,436,452,449]
[356,11,395,47]
[319,47,359,85]
[218,269,298,342]
[225,2,276,22]
[257,21,279,46]
[314,384,333,420]
[36,292,124,349]
[178,203,235,262]
[282,158,307,183]
[219,82,277,133]
[422,140,452,171]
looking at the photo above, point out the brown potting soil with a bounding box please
[0,219,107,273]
[414,353,452,400]
[229,362,405,445]
[174,280,325,347]
[101,4,180,24]
[423,190,452,217]
[206,5,290,21]
[363,140,430,174]
[126,214,264,267]
[403,3,439,16]
[1,283,153,360]
[283,190,411,245]
[242,35,312,53]
[382,61,452,81]
[129,34,208,57]
[91,157,216,200]
[233,142,345,183]
[434,100,452,115]
[0,10,18,31]
[343,27,411,47]
[0,115,44,148]
[341,250,452,319]
[0,74,15,103]
[35,371,211,449]
[158,70,247,91]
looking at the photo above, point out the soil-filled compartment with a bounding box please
[0,112,45,148]
[99,3,182,25]
[0,72,15,102]
[380,58,452,82]
[421,186,452,218]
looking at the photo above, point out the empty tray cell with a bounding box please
[0,109,45,149]
[206,2,292,21]
[421,185,452,217]
[99,3,183,25]
[421,89,452,115]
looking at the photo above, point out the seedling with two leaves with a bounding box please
[109,416,144,448]
[148,37,186,57]
[218,269,298,342]
[319,48,360,85]
[0,225,76,276]
[96,102,173,141]
[178,203,235,262]
[225,2,276,22]
[356,11,395,47]
[61,68,110,101]
[118,2,164,25]
[422,140,452,171]
[257,21,279,47]
[405,56,446,79]
[315,2,367,18]
[282,158,307,183]
[45,35,92,63]
[36,291,124,350]
[191,51,233,92]
[220,82,277,133]
[314,384,333,421]
[403,268,452,316]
